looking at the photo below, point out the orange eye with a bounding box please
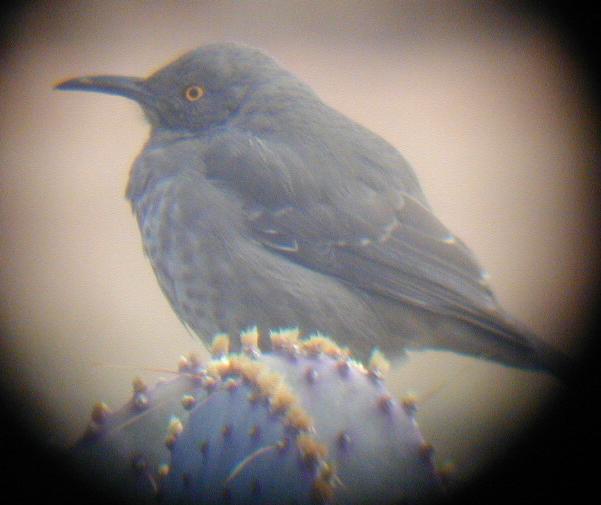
[184,85,204,101]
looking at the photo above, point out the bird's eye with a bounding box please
[184,85,204,102]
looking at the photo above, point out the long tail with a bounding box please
[462,317,572,381]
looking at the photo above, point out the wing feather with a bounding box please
[206,130,518,340]
[246,192,515,337]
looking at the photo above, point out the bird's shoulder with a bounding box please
[203,106,427,204]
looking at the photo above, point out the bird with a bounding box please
[56,43,568,378]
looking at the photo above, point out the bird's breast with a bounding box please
[130,148,252,335]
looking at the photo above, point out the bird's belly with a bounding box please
[135,187,239,339]
[134,185,389,355]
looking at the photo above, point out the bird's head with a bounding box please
[56,43,297,132]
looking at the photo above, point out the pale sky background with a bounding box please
[1,0,599,490]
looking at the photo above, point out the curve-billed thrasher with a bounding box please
[57,43,567,377]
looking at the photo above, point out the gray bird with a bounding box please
[57,43,567,377]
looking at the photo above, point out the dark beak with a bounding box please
[55,75,153,107]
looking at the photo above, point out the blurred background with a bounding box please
[1,0,599,501]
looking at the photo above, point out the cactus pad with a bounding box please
[73,330,442,504]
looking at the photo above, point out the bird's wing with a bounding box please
[246,191,506,325]
[206,130,517,338]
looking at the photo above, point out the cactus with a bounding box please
[73,329,443,504]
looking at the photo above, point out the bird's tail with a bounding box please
[370,297,571,381]
[454,317,572,382]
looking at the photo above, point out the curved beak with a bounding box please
[55,75,153,108]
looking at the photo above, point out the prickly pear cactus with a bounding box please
[73,329,443,504]
[73,355,209,503]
